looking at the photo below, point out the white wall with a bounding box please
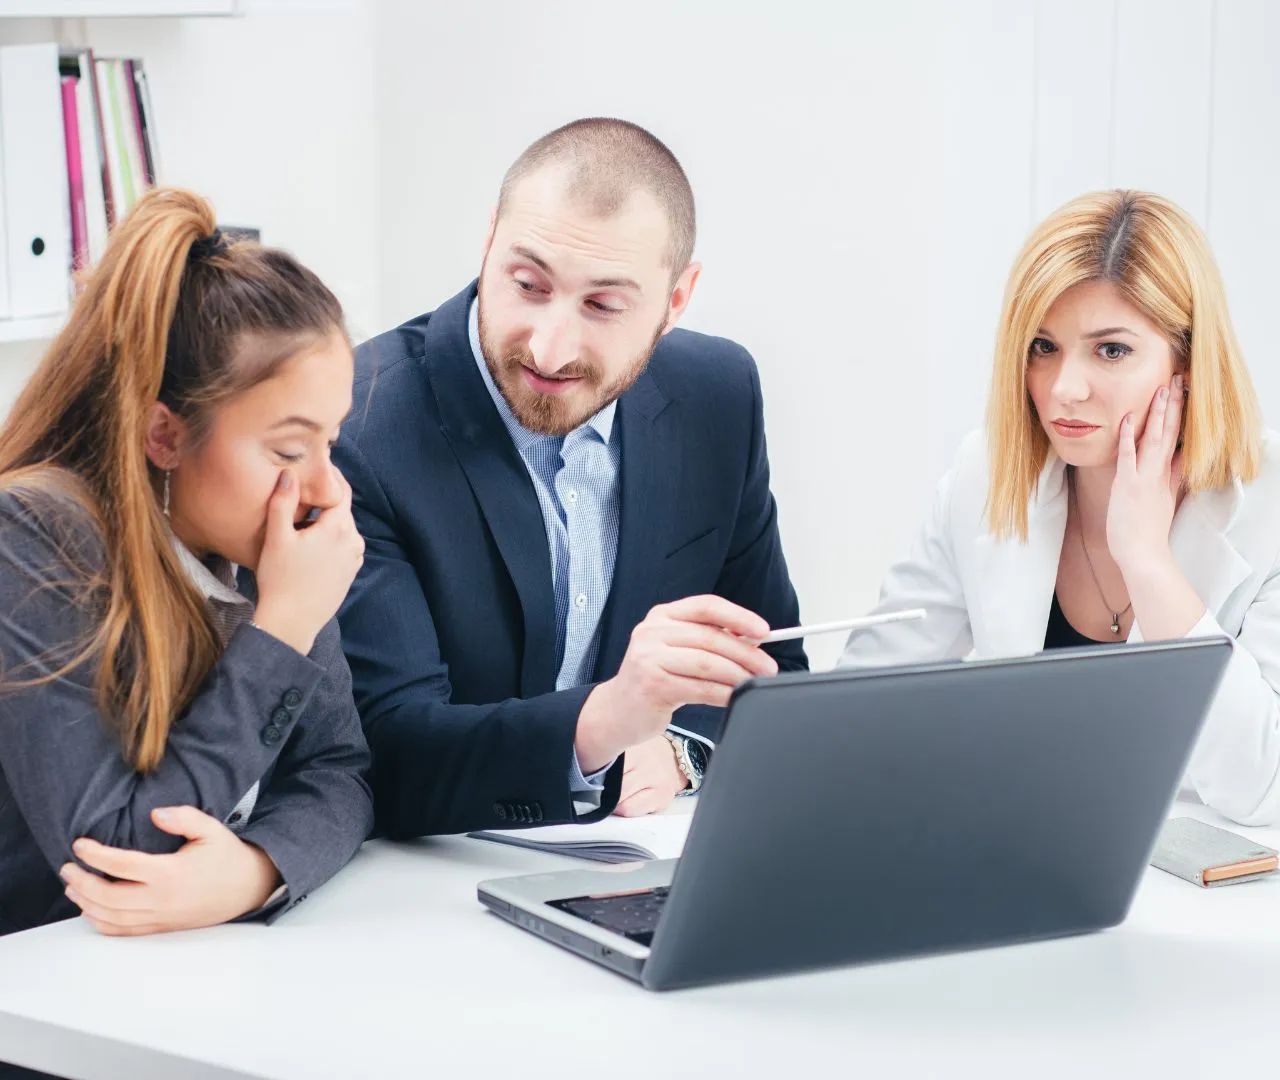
[2,0,1277,669]
[373,0,1280,667]
[0,0,378,406]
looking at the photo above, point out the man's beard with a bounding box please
[478,302,664,437]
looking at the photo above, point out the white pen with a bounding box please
[752,608,927,645]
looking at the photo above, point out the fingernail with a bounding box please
[278,471,293,492]
[154,808,172,823]
[1158,387,1168,402]
[71,839,86,856]
[59,865,71,882]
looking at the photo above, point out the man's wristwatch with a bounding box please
[664,733,709,794]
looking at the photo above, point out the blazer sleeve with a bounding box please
[0,495,329,878]
[839,439,976,668]
[234,618,374,920]
[1182,576,1280,826]
[670,349,807,744]
[334,434,618,840]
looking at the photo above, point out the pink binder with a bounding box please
[61,75,89,272]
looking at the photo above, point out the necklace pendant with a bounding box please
[1111,613,1121,635]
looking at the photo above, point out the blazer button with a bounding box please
[261,724,283,746]
[282,688,303,708]
[270,707,292,726]
[493,803,507,821]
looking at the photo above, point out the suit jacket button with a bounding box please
[282,688,303,709]
[493,803,507,821]
[262,725,283,746]
[270,707,292,726]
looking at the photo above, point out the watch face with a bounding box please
[685,739,709,776]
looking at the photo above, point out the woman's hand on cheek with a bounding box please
[1106,374,1184,575]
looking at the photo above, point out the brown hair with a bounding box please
[986,189,1262,539]
[0,187,345,771]
[498,117,697,273]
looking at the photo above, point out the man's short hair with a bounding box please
[497,117,696,273]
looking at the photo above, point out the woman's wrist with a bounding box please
[1115,544,1177,587]
[1121,551,1205,639]
[250,606,315,657]
[238,840,284,916]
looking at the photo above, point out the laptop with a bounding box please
[478,637,1232,990]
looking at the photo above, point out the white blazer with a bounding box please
[841,428,1280,826]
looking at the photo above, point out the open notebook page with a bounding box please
[468,804,694,863]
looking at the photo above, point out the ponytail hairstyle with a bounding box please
[0,187,345,771]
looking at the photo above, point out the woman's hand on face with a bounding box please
[1106,373,1184,574]
[59,807,282,936]
[252,466,365,656]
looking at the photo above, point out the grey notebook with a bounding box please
[1150,817,1279,888]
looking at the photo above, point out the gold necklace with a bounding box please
[1069,471,1132,635]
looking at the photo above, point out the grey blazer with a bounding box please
[0,486,374,936]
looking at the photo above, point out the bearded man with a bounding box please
[334,118,806,839]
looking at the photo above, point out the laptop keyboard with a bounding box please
[549,886,670,946]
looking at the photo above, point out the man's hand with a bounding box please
[614,734,689,818]
[576,595,777,773]
[60,806,282,937]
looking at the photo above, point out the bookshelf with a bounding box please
[0,3,240,15]
[0,4,238,347]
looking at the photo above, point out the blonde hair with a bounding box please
[986,190,1262,540]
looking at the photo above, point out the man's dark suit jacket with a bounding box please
[334,282,806,839]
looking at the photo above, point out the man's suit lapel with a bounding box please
[593,369,675,681]
[419,283,558,695]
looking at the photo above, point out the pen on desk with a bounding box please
[752,608,927,645]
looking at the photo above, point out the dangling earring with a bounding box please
[163,470,172,519]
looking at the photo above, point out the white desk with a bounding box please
[0,799,1277,1080]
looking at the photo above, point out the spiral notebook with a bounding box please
[469,808,694,864]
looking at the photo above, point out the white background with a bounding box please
[2,0,1278,666]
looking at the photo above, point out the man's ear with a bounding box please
[662,262,702,335]
[482,207,498,262]
[143,403,189,472]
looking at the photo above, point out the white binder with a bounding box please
[0,89,8,320]
[0,42,72,321]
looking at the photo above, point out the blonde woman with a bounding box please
[841,190,1280,827]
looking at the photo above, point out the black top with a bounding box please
[1043,592,1122,650]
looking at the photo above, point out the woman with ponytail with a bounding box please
[0,188,373,939]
